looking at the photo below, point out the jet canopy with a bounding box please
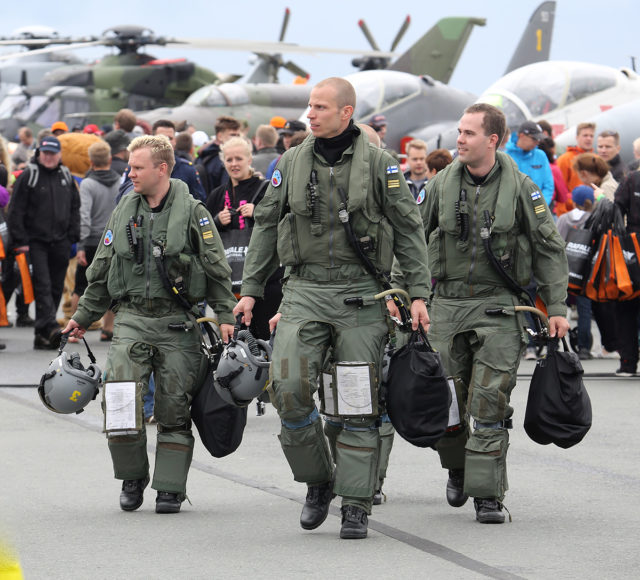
[478,61,621,128]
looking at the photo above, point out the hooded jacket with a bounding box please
[78,168,120,250]
[505,133,554,206]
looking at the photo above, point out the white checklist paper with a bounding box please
[447,378,461,427]
[335,363,373,416]
[105,381,137,431]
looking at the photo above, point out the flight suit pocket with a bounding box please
[513,234,532,286]
[184,253,207,300]
[464,429,509,499]
[279,420,333,484]
[276,213,302,266]
[427,227,444,279]
[375,217,394,272]
[107,254,131,298]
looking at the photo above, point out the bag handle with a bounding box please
[408,324,436,352]
[546,336,570,354]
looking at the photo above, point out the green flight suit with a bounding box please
[241,128,430,513]
[73,179,235,494]
[421,151,568,500]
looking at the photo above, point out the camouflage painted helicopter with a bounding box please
[0,25,228,139]
[0,8,398,138]
[136,15,487,136]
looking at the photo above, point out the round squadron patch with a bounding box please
[104,229,113,246]
[271,169,283,188]
[416,189,426,205]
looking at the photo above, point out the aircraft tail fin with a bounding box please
[504,1,556,74]
[389,17,486,83]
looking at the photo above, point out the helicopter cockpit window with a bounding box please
[566,66,616,105]
[185,86,226,107]
[0,94,26,119]
[34,98,61,129]
[60,96,89,118]
[19,95,49,122]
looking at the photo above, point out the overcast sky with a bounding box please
[1,0,637,96]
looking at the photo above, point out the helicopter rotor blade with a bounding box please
[0,40,103,61]
[283,60,309,80]
[176,37,393,57]
[357,19,380,51]
[390,15,411,52]
[279,7,291,42]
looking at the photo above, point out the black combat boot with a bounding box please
[340,505,368,539]
[119,475,150,511]
[300,479,335,530]
[16,314,35,327]
[155,491,185,514]
[473,497,505,524]
[446,469,469,507]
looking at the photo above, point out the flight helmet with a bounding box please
[38,349,101,414]
[214,329,271,407]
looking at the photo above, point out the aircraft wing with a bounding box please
[389,17,486,83]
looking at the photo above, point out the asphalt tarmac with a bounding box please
[1,315,638,580]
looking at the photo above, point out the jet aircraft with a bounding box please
[136,16,486,136]
[553,98,640,166]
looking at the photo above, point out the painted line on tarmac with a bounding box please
[2,387,525,580]
[188,455,527,580]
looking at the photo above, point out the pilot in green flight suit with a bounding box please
[234,77,430,539]
[65,135,236,514]
[419,103,569,523]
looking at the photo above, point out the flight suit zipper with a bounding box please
[467,185,481,285]
[329,166,335,267]
[145,212,155,302]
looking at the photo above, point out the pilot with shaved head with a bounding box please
[234,77,430,540]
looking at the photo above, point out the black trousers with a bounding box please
[29,240,71,336]
[592,301,620,353]
[616,297,640,366]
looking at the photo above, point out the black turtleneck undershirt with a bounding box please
[313,121,360,166]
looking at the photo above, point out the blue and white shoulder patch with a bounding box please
[271,169,283,187]
[104,229,113,246]
[416,189,426,205]
[530,190,542,201]
[199,216,210,227]
[386,165,399,175]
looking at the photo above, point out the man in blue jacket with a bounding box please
[505,121,554,206]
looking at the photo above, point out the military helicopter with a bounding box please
[0,25,229,138]
[0,25,83,101]
[136,15,486,135]
[0,8,397,138]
